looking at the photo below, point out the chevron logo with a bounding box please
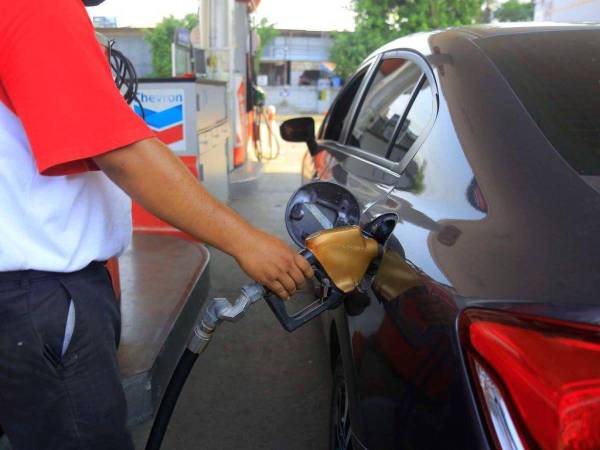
[133,89,186,151]
[135,104,184,145]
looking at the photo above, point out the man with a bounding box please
[0,1,313,449]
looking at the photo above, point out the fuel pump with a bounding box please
[145,181,397,450]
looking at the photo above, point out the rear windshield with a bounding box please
[479,30,600,176]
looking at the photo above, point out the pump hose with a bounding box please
[145,349,199,450]
[253,108,281,162]
[145,286,266,449]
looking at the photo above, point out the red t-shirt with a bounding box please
[0,0,154,176]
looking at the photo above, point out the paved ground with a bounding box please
[134,118,331,449]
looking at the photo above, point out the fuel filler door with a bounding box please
[265,182,396,332]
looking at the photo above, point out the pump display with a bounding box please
[145,181,397,449]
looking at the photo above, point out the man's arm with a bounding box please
[95,137,313,299]
[0,0,311,296]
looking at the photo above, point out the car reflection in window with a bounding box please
[350,59,422,158]
[389,80,434,163]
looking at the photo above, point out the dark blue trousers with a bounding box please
[0,262,133,450]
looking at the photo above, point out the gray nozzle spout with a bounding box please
[186,283,266,354]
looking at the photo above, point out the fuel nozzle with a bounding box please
[265,214,397,332]
[190,209,398,337]
[304,226,380,294]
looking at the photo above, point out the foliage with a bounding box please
[331,0,484,79]
[494,0,534,22]
[330,30,390,82]
[144,14,198,78]
[253,18,279,74]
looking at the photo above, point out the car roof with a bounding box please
[458,21,600,38]
[369,22,600,58]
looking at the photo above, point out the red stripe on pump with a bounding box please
[233,145,246,168]
[132,155,198,239]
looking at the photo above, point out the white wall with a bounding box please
[263,86,341,114]
[262,33,333,63]
[100,31,153,77]
[535,0,600,21]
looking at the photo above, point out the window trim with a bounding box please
[320,57,376,140]
[385,74,426,160]
[396,75,439,174]
[322,141,404,181]
[339,53,383,145]
[334,49,439,175]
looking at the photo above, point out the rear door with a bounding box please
[316,50,440,447]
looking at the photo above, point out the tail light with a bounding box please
[461,309,600,450]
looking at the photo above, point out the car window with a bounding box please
[322,66,369,141]
[388,78,434,162]
[348,58,422,158]
[479,30,600,177]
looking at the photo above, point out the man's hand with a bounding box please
[95,138,314,298]
[233,230,314,300]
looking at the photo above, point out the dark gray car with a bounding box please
[283,24,600,450]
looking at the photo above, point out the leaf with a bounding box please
[144,14,198,78]
[331,0,486,79]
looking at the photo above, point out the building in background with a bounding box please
[535,0,600,21]
[94,24,340,114]
[95,26,153,78]
[258,29,337,86]
[258,29,340,114]
[93,16,118,28]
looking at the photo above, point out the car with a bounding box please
[280,24,600,450]
[299,70,322,86]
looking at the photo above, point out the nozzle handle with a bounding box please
[264,249,344,332]
[299,249,327,284]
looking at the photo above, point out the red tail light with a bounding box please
[461,309,600,450]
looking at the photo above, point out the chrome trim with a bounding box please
[322,141,402,179]
[340,54,383,144]
[475,362,525,450]
[328,49,439,177]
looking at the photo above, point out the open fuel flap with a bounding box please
[264,182,398,332]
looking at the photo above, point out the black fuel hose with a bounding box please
[145,285,266,449]
[145,349,199,450]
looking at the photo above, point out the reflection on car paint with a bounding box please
[303,25,600,450]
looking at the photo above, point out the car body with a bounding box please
[295,24,600,449]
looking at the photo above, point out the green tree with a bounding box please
[331,0,484,79]
[253,18,279,74]
[144,13,198,78]
[494,0,534,22]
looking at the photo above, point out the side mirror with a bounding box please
[280,118,319,156]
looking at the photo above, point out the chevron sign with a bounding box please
[134,89,186,152]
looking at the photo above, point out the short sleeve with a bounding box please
[0,0,154,176]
